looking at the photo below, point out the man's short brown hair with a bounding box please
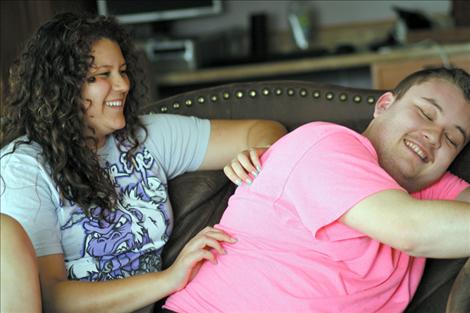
[393,67,470,102]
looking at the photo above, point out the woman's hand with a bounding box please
[223,147,269,185]
[165,226,237,292]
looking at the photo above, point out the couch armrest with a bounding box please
[446,258,470,313]
[405,258,468,313]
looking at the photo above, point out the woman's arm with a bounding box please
[199,119,287,183]
[0,214,42,313]
[38,227,236,313]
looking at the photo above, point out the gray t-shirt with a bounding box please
[1,114,210,281]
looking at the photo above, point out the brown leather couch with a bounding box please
[141,81,469,313]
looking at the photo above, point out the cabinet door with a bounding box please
[371,54,470,90]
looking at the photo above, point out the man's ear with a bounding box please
[373,92,395,118]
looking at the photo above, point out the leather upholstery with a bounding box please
[143,80,469,312]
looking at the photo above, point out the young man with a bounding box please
[164,68,470,313]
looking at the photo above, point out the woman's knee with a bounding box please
[1,214,42,313]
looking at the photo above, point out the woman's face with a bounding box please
[81,38,130,148]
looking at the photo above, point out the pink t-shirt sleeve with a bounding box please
[412,171,469,200]
[281,127,404,238]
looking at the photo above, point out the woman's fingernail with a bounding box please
[246,179,252,185]
[251,170,258,177]
[256,165,261,172]
[230,237,238,242]
[235,179,242,186]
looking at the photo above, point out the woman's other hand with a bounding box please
[165,226,237,292]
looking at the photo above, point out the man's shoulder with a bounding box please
[292,122,361,140]
[285,122,370,152]
[266,122,376,171]
[413,172,470,201]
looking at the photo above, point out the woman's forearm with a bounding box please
[43,269,176,313]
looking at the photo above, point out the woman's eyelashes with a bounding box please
[97,71,111,77]
[87,69,127,83]
[86,72,108,83]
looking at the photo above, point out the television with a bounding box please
[97,0,222,24]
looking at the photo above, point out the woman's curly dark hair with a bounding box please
[1,12,148,216]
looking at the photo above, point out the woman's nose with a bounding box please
[113,73,130,92]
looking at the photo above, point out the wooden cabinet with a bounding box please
[371,54,470,90]
[154,43,470,98]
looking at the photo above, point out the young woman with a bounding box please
[0,12,286,313]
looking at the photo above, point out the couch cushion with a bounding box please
[450,144,470,182]
[446,258,470,313]
[162,170,235,268]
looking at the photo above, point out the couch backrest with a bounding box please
[143,81,381,131]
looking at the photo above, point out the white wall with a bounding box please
[172,0,451,37]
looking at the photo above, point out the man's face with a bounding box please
[365,79,470,192]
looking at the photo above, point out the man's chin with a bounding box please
[395,175,441,193]
[385,168,422,193]
[397,179,422,193]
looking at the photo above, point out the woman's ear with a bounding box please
[373,92,395,118]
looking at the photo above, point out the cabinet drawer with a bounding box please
[371,54,470,90]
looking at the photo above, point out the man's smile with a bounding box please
[404,138,430,163]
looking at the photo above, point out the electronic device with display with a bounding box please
[97,0,222,24]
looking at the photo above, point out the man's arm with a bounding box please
[339,189,470,258]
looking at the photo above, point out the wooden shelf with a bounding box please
[155,43,470,87]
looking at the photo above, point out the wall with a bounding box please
[171,0,451,38]
[163,0,452,90]
[0,0,455,99]
[0,0,95,103]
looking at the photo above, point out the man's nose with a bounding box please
[423,126,443,148]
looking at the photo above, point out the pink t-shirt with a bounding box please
[165,122,468,313]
